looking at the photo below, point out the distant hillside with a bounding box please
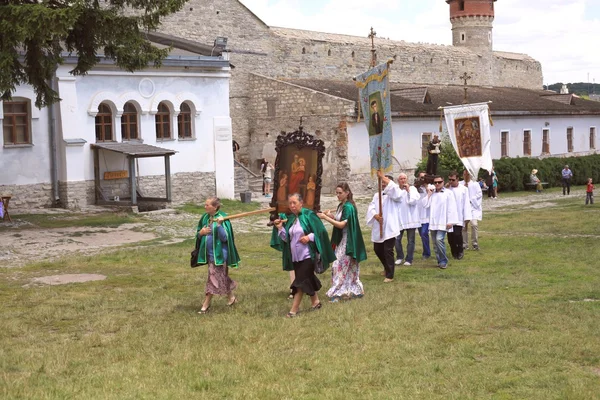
[546,82,600,97]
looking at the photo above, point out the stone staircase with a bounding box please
[234,161,263,200]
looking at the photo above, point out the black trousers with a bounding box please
[374,237,396,279]
[447,225,463,258]
[562,178,571,195]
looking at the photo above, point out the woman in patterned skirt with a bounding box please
[318,183,367,302]
[194,197,241,314]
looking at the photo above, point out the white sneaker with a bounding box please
[394,259,403,265]
[403,261,412,266]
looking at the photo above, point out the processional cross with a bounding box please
[368,27,377,67]
[460,72,472,104]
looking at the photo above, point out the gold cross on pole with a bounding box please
[460,72,472,104]
[368,27,377,67]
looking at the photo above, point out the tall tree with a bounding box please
[0,0,186,108]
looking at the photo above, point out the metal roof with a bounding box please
[90,142,177,157]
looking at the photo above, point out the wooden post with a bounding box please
[93,147,100,203]
[129,156,137,205]
[378,173,383,238]
[165,155,172,202]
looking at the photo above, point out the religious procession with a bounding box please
[191,59,489,318]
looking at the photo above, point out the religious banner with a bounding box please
[443,102,493,178]
[355,61,394,175]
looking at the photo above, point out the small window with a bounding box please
[2,100,31,145]
[328,49,331,56]
[461,33,466,42]
[459,1,465,11]
[421,133,432,160]
[155,102,171,140]
[266,99,276,117]
[542,129,550,154]
[121,102,138,140]
[95,103,113,142]
[567,127,573,152]
[351,51,355,58]
[500,131,509,157]
[302,47,306,54]
[178,103,193,139]
[590,127,596,149]
[523,130,531,156]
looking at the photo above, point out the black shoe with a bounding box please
[457,252,464,260]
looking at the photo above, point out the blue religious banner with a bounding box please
[354,61,394,175]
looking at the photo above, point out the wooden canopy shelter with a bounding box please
[90,143,177,206]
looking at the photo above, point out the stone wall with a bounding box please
[244,74,355,193]
[0,183,55,212]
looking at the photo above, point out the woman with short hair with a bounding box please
[271,193,336,317]
[194,197,241,314]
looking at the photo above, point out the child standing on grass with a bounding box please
[586,178,594,205]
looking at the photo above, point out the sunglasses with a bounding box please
[433,181,444,184]
[448,178,457,181]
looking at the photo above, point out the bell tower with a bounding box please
[446,0,496,52]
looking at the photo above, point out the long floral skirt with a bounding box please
[326,233,364,299]
[205,262,237,295]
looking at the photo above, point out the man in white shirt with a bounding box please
[394,173,421,266]
[447,171,472,260]
[461,169,482,251]
[415,171,431,260]
[422,175,459,269]
[367,171,402,282]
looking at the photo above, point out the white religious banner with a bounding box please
[443,102,493,178]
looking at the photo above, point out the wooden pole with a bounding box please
[220,207,276,221]
[378,173,383,238]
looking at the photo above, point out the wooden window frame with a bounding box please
[542,129,550,154]
[500,131,509,157]
[95,103,113,142]
[177,102,193,139]
[155,102,171,140]
[121,102,139,141]
[421,132,432,160]
[523,130,531,156]
[590,127,596,150]
[567,127,573,153]
[2,100,31,145]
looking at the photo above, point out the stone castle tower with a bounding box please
[447,0,496,52]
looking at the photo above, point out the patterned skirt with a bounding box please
[326,233,364,299]
[205,261,237,295]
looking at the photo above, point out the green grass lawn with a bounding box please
[1,194,599,399]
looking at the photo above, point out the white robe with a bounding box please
[422,187,459,231]
[448,184,473,226]
[395,186,421,230]
[366,181,402,243]
[417,186,430,224]
[460,180,483,221]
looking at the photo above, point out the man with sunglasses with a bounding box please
[446,171,472,260]
[422,176,459,269]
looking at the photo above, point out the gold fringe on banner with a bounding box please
[488,106,494,126]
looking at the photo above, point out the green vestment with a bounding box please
[330,201,367,263]
[270,207,336,271]
[195,210,240,267]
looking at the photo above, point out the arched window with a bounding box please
[121,102,138,140]
[95,103,113,142]
[2,99,31,145]
[178,102,192,139]
[155,102,171,139]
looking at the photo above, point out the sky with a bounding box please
[239,0,600,86]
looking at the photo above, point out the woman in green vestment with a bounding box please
[271,193,336,318]
[194,197,241,314]
[318,183,367,302]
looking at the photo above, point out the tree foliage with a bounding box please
[0,0,187,107]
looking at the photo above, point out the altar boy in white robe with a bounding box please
[367,171,402,282]
[422,175,459,269]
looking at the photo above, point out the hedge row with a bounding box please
[481,154,600,192]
